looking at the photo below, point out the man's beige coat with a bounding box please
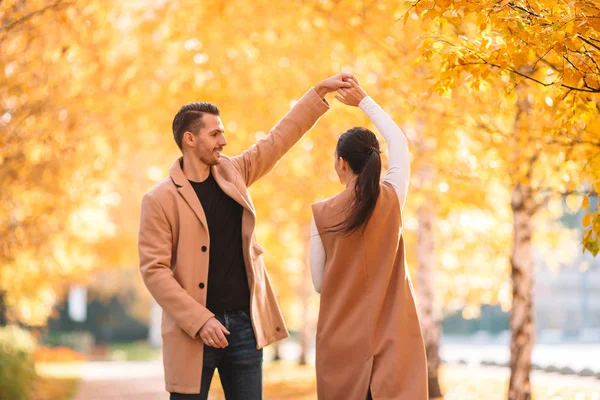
[138,89,329,394]
[312,182,428,400]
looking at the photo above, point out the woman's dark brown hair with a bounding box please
[328,127,381,235]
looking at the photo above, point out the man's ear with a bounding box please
[183,131,195,147]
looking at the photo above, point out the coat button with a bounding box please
[201,246,207,252]
[199,283,205,289]
[276,327,281,332]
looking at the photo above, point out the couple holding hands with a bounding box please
[138,73,427,400]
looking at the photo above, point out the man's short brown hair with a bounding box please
[172,102,220,150]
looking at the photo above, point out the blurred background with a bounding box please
[1,0,599,399]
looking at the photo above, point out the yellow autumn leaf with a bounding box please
[589,17,600,31]
[583,212,592,227]
[563,68,581,87]
[416,0,434,15]
[582,195,590,209]
[436,0,452,9]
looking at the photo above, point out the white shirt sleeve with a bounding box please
[358,96,410,210]
[310,215,326,293]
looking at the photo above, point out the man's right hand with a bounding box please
[314,72,360,98]
[198,317,230,348]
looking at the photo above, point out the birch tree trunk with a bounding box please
[508,73,536,400]
[508,183,536,400]
[416,187,442,398]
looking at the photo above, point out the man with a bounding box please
[138,72,357,399]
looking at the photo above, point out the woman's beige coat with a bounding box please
[138,89,329,394]
[312,182,428,400]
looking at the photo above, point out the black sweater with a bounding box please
[189,174,250,313]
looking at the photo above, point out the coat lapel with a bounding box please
[169,158,209,231]
[212,165,255,215]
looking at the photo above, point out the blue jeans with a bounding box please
[170,309,263,400]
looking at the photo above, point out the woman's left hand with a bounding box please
[335,79,368,107]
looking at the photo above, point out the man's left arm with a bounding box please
[232,73,357,187]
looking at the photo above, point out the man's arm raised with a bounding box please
[232,73,358,187]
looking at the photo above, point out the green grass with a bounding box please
[105,341,162,361]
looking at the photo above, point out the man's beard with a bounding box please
[199,151,220,166]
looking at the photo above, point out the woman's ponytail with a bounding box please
[327,128,382,235]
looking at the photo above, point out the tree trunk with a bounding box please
[298,294,311,364]
[272,341,282,361]
[0,290,7,326]
[508,183,535,400]
[298,224,313,365]
[417,199,442,398]
[507,66,537,400]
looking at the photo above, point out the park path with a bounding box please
[73,360,168,400]
[71,359,600,399]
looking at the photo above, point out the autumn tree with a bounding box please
[0,0,126,325]
[416,1,600,398]
[417,0,600,252]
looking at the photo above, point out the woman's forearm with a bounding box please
[358,96,410,209]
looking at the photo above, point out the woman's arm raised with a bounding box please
[358,96,410,210]
[336,81,410,210]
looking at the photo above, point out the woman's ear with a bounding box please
[340,157,348,172]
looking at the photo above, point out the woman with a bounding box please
[310,80,428,400]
